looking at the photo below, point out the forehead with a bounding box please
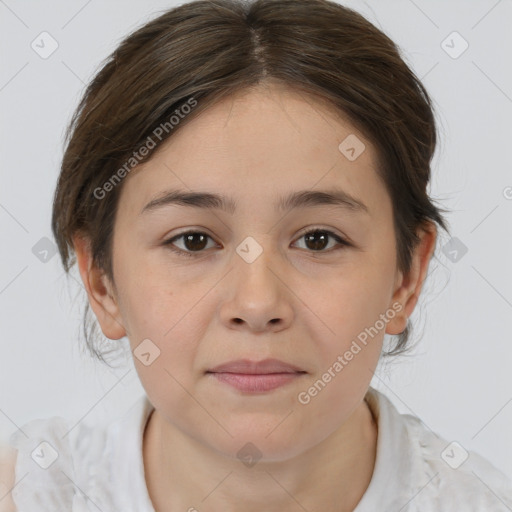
[118,83,389,218]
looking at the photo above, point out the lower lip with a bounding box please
[208,372,303,392]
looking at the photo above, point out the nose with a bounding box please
[218,241,294,333]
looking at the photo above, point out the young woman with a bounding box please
[2,0,511,510]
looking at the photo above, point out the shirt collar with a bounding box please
[354,386,418,511]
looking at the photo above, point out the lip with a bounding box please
[207,358,305,374]
[206,358,307,393]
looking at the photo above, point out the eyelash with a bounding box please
[162,228,351,258]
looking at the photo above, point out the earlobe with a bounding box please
[72,234,127,340]
[385,223,438,336]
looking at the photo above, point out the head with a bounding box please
[52,0,449,459]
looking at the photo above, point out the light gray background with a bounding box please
[1,0,511,484]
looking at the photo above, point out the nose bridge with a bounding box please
[219,234,293,331]
[233,234,279,295]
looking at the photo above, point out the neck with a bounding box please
[143,398,378,512]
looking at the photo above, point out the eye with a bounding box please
[162,228,351,258]
[162,230,218,257]
[292,228,351,253]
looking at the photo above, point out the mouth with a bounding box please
[205,358,307,393]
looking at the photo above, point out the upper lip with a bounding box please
[207,358,306,374]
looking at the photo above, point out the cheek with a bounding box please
[320,259,396,340]
[293,268,390,435]
[119,281,210,423]
[112,253,208,383]
[121,282,205,369]
[114,245,186,335]
[305,245,397,388]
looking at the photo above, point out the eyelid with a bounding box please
[163,226,352,257]
[292,227,352,252]
[295,226,350,243]
[163,229,219,257]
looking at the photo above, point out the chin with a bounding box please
[205,423,313,464]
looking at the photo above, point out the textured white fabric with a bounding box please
[9,397,155,511]
[356,389,512,511]
[8,387,512,511]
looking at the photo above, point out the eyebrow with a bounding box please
[140,188,369,216]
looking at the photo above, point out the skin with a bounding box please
[74,81,437,512]
[0,444,17,512]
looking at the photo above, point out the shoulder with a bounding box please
[6,413,109,510]
[399,407,512,510]
[364,387,512,511]
[2,396,153,511]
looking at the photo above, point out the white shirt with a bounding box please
[8,386,512,511]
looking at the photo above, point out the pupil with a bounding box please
[305,231,328,251]
[185,233,207,251]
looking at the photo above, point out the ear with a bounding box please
[386,222,438,335]
[73,234,127,340]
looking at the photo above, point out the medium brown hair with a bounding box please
[51,0,449,365]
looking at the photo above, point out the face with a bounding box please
[83,82,427,461]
